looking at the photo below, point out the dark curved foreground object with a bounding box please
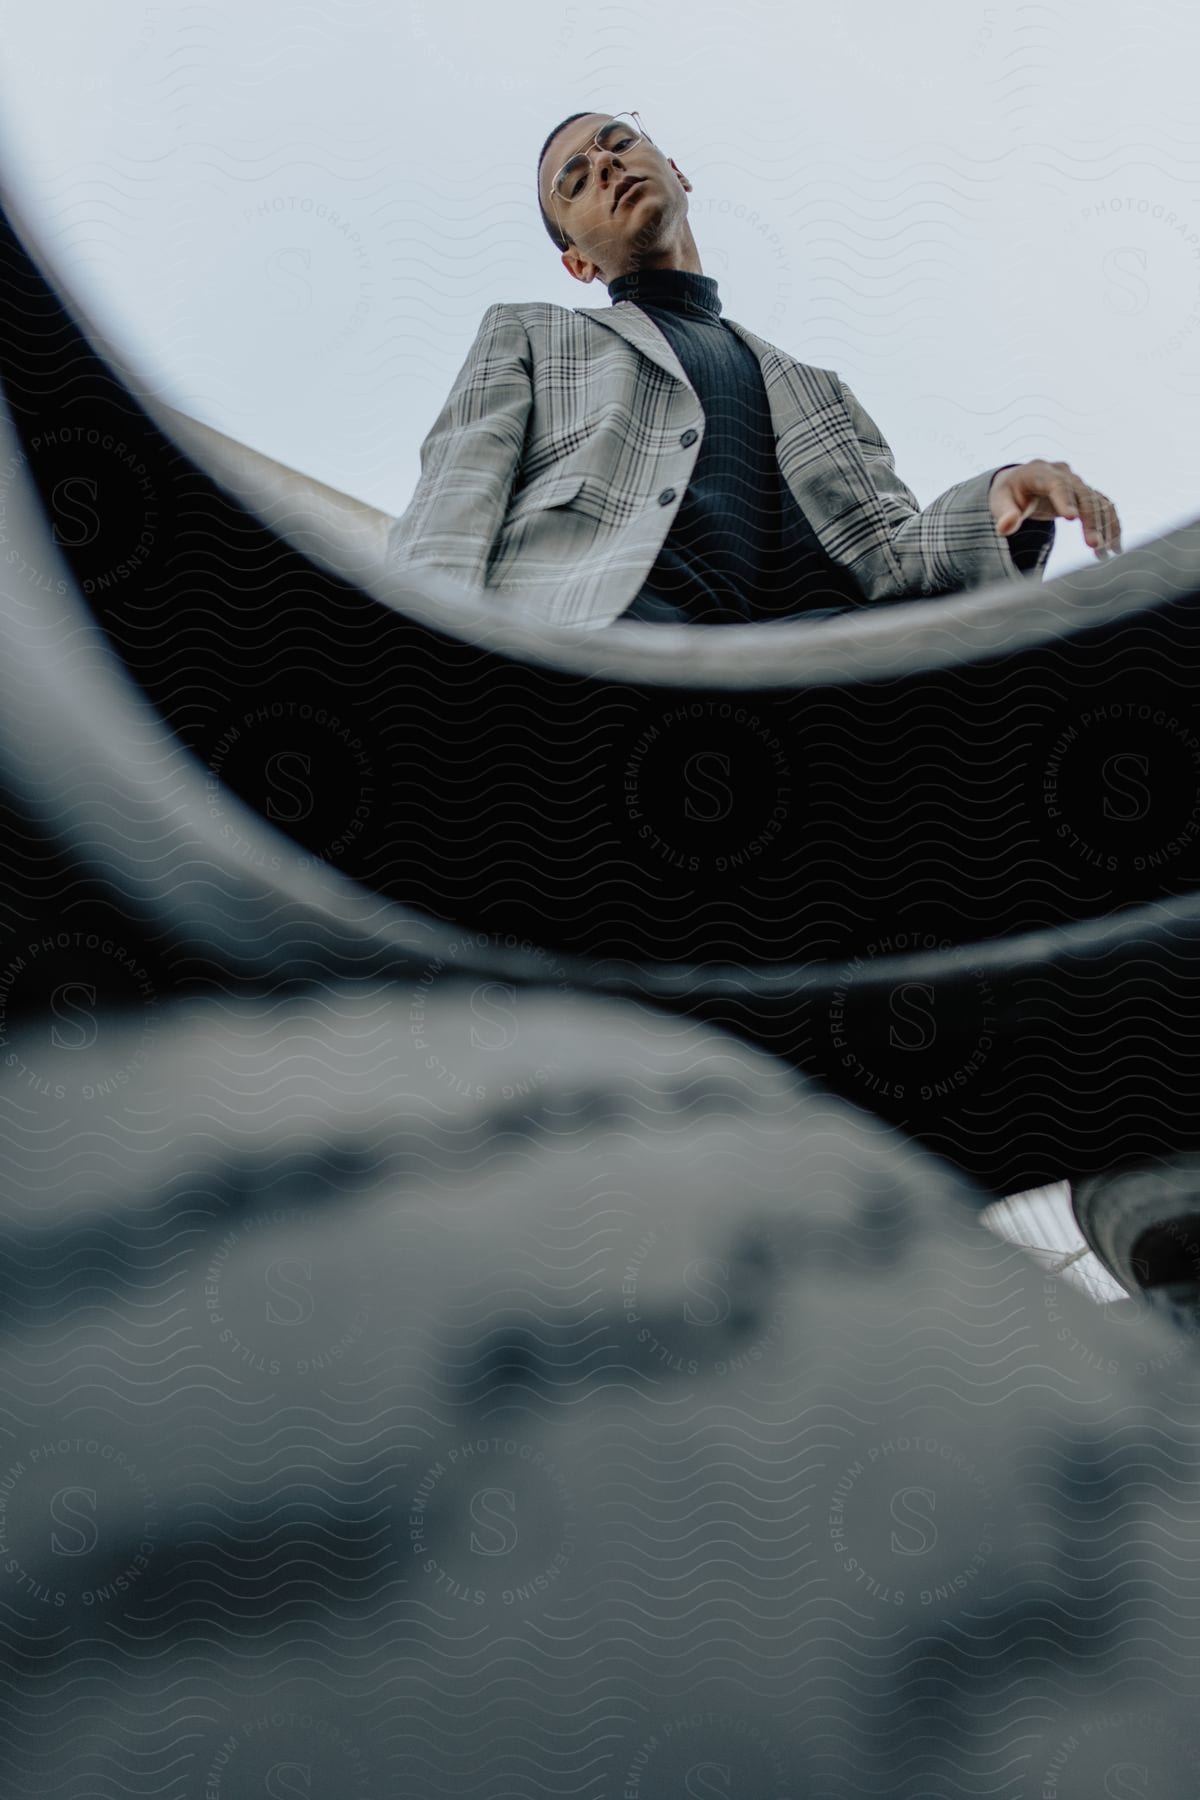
[1072,1155,1200,1341]
[3,197,1200,1197]
[1,985,1199,1797]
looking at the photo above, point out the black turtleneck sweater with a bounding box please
[608,266,868,627]
[606,267,1050,627]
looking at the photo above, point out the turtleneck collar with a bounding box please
[607,266,722,320]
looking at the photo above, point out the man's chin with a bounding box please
[625,219,667,261]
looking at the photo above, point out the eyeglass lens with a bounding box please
[554,118,641,202]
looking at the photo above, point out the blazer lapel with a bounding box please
[573,302,698,397]
[721,314,846,473]
[574,299,840,454]
[574,300,827,408]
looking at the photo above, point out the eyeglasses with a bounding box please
[548,111,649,225]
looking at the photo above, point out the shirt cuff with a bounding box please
[1006,516,1055,572]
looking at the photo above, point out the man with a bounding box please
[386,108,1122,632]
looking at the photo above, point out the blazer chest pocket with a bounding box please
[504,469,586,526]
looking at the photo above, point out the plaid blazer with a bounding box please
[386,299,1055,631]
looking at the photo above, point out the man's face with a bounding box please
[539,112,692,283]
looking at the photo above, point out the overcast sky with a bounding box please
[0,0,1197,576]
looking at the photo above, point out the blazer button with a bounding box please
[658,488,677,505]
[680,429,698,447]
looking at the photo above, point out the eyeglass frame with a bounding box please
[547,111,653,247]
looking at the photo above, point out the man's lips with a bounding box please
[613,177,646,211]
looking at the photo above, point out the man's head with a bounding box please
[536,109,698,286]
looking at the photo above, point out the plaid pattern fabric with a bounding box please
[386,300,1055,630]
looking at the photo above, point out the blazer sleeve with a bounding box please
[835,377,1055,599]
[386,303,532,595]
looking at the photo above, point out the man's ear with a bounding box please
[668,158,693,193]
[562,250,602,285]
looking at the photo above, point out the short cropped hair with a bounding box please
[536,111,595,253]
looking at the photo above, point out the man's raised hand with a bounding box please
[991,459,1122,560]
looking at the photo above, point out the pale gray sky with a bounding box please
[0,0,1197,578]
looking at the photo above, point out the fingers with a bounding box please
[1049,474,1081,524]
[1071,476,1122,559]
[1098,492,1123,556]
[1058,463,1122,560]
[1042,461,1084,530]
[995,460,1123,559]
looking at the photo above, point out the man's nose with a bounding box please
[596,166,629,208]
[593,151,625,191]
